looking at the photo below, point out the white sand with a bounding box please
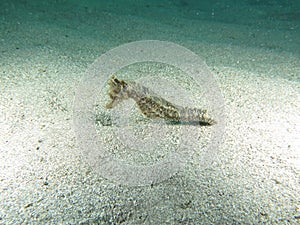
[0,1,299,224]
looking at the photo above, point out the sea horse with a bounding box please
[106,75,217,125]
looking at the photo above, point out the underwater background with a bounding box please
[0,0,299,224]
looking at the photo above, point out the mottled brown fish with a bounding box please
[106,75,216,125]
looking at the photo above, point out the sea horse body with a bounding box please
[106,75,216,125]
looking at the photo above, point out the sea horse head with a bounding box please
[106,75,130,109]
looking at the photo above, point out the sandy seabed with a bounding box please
[0,1,299,224]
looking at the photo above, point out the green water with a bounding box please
[1,0,299,53]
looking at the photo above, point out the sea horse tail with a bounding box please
[177,107,217,125]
